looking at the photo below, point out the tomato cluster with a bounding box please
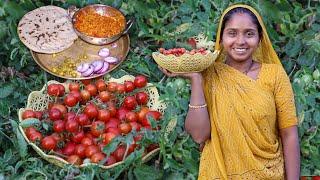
[159,47,207,56]
[22,75,161,166]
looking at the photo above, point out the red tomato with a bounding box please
[116,107,129,121]
[28,131,42,142]
[81,79,91,85]
[81,137,94,146]
[64,112,76,121]
[76,113,90,126]
[124,81,135,93]
[69,82,80,92]
[102,132,117,144]
[74,144,87,158]
[98,109,111,122]
[125,111,138,122]
[105,155,117,166]
[67,154,82,165]
[85,145,100,158]
[134,75,147,88]
[49,108,62,121]
[34,111,43,120]
[85,84,98,96]
[123,96,137,110]
[50,104,67,115]
[25,127,37,137]
[64,94,78,107]
[135,92,149,105]
[312,176,320,180]
[95,79,107,92]
[22,110,36,120]
[84,104,99,119]
[50,133,62,143]
[137,107,149,122]
[146,111,162,121]
[47,84,60,96]
[129,122,141,131]
[119,123,132,134]
[128,143,136,154]
[57,84,65,97]
[107,82,118,92]
[53,120,65,133]
[116,84,125,94]
[80,90,91,102]
[65,119,79,132]
[112,145,126,162]
[105,118,120,129]
[99,91,111,102]
[187,38,197,48]
[107,105,117,117]
[69,90,81,102]
[106,127,121,135]
[71,131,85,143]
[41,136,57,150]
[63,142,76,156]
[91,121,106,137]
[90,152,105,163]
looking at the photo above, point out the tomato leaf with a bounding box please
[19,118,40,128]
[0,84,14,98]
[133,164,162,180]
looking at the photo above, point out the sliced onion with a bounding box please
[96,62,109,74]
[81,65,94,77]
[104,57,118,64]
[77,63,90,73]
[98,48,110,57]
[91,60,104,73]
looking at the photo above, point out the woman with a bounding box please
[160,4,300,180]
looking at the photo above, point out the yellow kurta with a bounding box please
[198,62,298,179]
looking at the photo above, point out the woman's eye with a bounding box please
[247,32,255,37]
[228,31,236,36]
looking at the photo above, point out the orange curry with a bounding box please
[74,7,126,38]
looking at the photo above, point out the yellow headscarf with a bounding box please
[214,4,281,65]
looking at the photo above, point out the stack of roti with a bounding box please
[18,6,78,54]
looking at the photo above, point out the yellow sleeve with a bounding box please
[274,65,298,129]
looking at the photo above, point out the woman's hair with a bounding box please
[220,7,263,39]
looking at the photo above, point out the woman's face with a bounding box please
[221,13,260,63]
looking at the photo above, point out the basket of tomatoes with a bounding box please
[18,75,166,168]
[152,47,219,73]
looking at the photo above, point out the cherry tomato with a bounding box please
[119,123,132,134]
[71,130,85,143]
[135,92,149,105]
[69,82,80,92]
[28,131,42,142]
[107,104,117,117]
[112,145,126,162]
[105,118,120,129]
[90,152,105,163]
[134,75,147,88]
[123,96,137,110]
[57,84,65,96]
[102,132,117,144]
[76,113,90,126]
[67,154,82,165]
[81,79,91,85]
[107,82,117,92]
[95,79,107,92]
[85,145,100,158]
[47,84,60,96]
[116,107,129,120]
[64,112,76,121]
[63,142,76,156]
[91,121,106,137]
[125,111,138,122]
[50,133,62,143]
[105,155,117,166]
[41,136,57,150]
[116,84,125,94]
[129,122,141,131]
[81,137,94,146]
[25,127,37,137]
[74,144,87,158]
[69,90,81,102]
[53,120,65,133]
[124,81,135,93]
[98,109,111,122]
[34,111,43,120]
[22,110,36,120]
[50,104,67,115]
[80,90,91,102]
[106,127,121,135]
[65,119,79,133]
[99,91,111,102]
[64,94,78,107]
[137,107,149,122]
[85,84,98,96]
[146,111,162,121]
[49,108,62,121]
[84,104,99,119]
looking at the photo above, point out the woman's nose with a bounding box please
[235,34,246,45]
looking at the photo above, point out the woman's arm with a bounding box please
[184,73,211,144]
[280,125,300,180]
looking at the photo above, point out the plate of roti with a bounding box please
[18,5,78,54]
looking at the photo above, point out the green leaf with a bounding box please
[19,118,40,128]
[0,84,14,98]
[3,1,26,20]
[16,125,27,158]
[134,164,162,180]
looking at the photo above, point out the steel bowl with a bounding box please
[68,4,133,45]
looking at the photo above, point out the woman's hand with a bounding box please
[158,66,202,81]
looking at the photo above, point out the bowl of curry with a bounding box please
[70,4,133,45]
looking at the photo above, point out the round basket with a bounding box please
[18,75,167,169]
[152,50,219,73]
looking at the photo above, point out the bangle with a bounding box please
[188,103,207,109]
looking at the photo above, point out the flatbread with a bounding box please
[18,6,78,54]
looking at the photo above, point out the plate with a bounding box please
[31,34,130,80]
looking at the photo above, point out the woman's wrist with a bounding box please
[190,73,203,83]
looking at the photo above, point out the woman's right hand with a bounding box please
[158,66,203,82]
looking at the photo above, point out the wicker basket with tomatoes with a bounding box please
[18,75,166,168]
[152,47,219,73]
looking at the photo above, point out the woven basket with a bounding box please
[152,50,219,73]
[18,75,167,169]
